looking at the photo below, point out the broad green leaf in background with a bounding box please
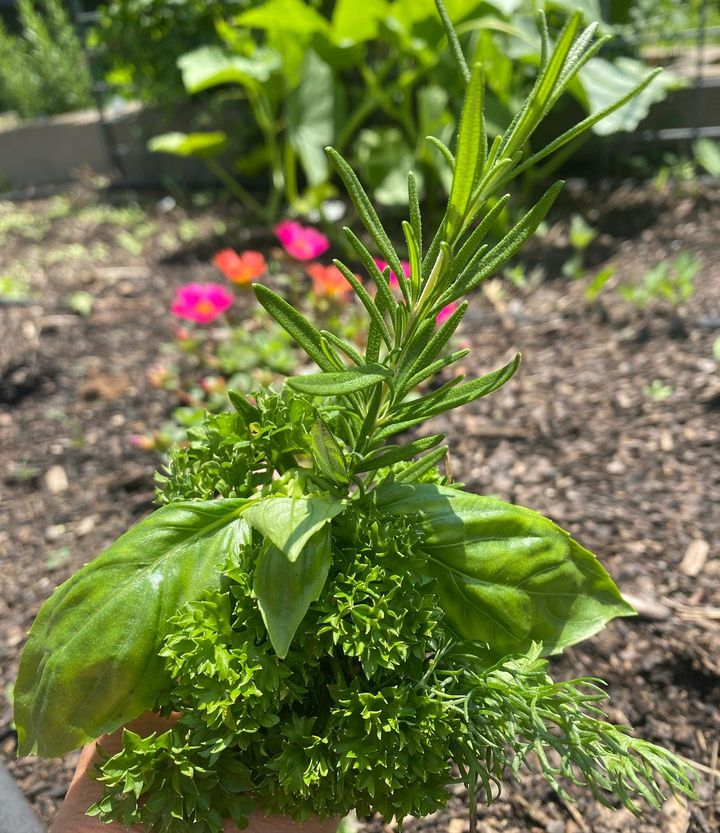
[391,0,481,28]
[236,0,330,36]
[148,131,228,158]
[418,84,455,192]
[243,495,344,562]
[694,137,720,176]
[354,127,419,206]
[377,483,634,657]
[331,0,389,45]
[287,50,336,187]
[578,56,675,136]
[14,500,250,757]
[178,45,281,94]
[254,528,333,657]
[549,0,603,22]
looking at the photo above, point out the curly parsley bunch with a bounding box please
[15,3,694,831]
[85,481,692,832]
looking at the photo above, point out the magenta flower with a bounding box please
[436,302,459,325]
[275,220,330,261]
[170,283,234,324]
[373,257,411,287]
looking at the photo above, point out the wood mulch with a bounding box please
[1,182,718,832]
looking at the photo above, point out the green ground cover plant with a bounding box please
[139,237,370,453]
[620,251,699,309]
[15,5,694,832]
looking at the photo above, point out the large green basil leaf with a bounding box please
[254,527,332,658]
[376,483,633,657]
[14,500,249,757]
[243,495,345,563]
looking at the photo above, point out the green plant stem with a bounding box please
[335,62,392,153]
[204,158,269,222]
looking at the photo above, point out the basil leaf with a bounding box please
[14,500,249,757]
[243,495,344,563]
[376,483,634,657]
[254,528,332,658]
[286,364,390,396]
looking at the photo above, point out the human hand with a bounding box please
[49,713,340,833]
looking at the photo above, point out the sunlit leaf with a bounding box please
[243,495,344,563]
[254,529,332,658]
[15,500,249,756]
[178,46,281,94]
[377,484,634,656]
[148,131,228,158]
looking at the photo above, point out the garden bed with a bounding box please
[0,182,718,833]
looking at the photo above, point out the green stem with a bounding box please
[250,89,285,219]
[204,158,268,222]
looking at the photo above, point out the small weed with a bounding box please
[78,202,146,227]
[46,546,71,571]
[117,231,145,256]
[584,265,616,302]
[178,219,201,243]
[644,379,674,401]
[504,263,543,293]
[0,271,31,301]
[620,252,699,309]
[67,291,94,317]
[563,214,598,280]
[8,461,40,482]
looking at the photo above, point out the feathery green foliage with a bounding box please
[0,0,92,119]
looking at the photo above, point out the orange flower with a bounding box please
[213,249,267,284]
[306,263,355,299]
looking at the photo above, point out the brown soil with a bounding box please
[1,183,718,833]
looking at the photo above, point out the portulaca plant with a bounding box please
[15,5,693,832]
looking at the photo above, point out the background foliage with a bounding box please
[0,0,92,119]
[94,0,674,217]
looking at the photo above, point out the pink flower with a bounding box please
[201,375,227,394]
[373,258,411,288]
[306,263,354,299]
[436,302,459,325]
[147,362,171,388]
[170,283,234,324]
[129,433,156,451]
[213,248,267,284]
[275,220,330,260]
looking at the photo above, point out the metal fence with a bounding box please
[613,0,720,145]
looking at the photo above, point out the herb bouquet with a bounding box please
[15,5,694,832]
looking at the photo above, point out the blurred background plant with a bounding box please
[0,0,92,119]
[89,0,676,220]
[619,251,700,309]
